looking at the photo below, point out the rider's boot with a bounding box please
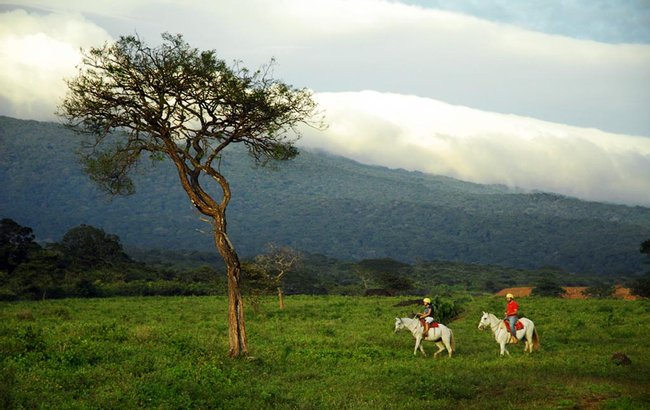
[510,335,518,344]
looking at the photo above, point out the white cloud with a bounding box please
[402,0,650,44]
[186,0,649,136]
[2,1,649,135]
[0,9,112,120]
[301,91,650,206]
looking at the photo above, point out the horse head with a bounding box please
[478,311,490,330]
[394,317,406,333]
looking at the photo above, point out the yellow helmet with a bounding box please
[506,293,514,299]
[423,298,431,304]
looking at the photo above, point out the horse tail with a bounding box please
[449,329,455,352]
[531,327,540,351]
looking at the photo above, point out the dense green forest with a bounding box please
[5,218,647,301]
[1,115,650,278]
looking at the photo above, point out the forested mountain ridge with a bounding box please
[1,115,649,276]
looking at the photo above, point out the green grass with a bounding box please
[1,295,649,409]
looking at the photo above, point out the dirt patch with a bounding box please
[496,285,637,300]
[613,285,637,300]
[561,287,588,299]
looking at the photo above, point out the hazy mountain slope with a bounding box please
[1,116,649,276]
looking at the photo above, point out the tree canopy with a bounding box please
[58,33,320,197]
[58,224,131,269]
[641,239,650,256]
[0,218,41,273]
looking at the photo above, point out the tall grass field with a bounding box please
[1,295,649,409]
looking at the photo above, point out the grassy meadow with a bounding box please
[1,294,649,409]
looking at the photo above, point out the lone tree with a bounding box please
[253,243,302,309]
[57,33,322,357]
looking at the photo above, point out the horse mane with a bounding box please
[399,317,421,329]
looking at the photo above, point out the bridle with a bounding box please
[478,314,498,333]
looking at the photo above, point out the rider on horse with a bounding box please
[418,297,435,336]
[505,293,519,344]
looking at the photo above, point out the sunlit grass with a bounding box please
[1,295,649,409]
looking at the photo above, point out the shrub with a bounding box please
[583,283,615,298]
[430,295,463,322]
[630,272,650,297]
[532,278,565,297]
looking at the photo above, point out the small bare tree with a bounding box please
[253,243,302,309]
[353,266,373,291]
[57,33,322,357]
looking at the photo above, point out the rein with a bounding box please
[402,318,422,335]
[482,313,505,336]
[488,314,501,333]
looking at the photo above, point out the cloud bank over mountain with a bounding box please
[303,91,650,207]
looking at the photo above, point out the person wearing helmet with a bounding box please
[505,293,519,344]
[418,297,435,337]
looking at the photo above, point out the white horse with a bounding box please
[394,317,455,358]
[478,312,540,356]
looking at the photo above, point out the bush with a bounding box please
[429,295,463,322]
[583,283,615,298]
[532,278,566,297]
[74,279,100,297]
[630,272,650,298]
[0,285,18,301]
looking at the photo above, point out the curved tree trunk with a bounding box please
[213,217,248,357]
[166,141,248,357]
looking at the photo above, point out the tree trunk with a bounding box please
[277,287,285,310]
[213,217,248,357]
[168,148,248,357]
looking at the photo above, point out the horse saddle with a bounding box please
[504,320,524,332]
[419,318,439,328]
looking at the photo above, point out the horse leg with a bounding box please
[442,338,452,358]
[414,336,427,356]
[523,327,532,353]
[440,333,452,358]
[499,340,509,356]
[433,342,444,358]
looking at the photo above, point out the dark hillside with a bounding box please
[1,115,649,276]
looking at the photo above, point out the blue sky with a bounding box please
[403,0,650,44]
[1,0,649,206]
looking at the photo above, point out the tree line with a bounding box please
[3,217,649,302]
[0,217,419,301]
[0,218,225,300]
